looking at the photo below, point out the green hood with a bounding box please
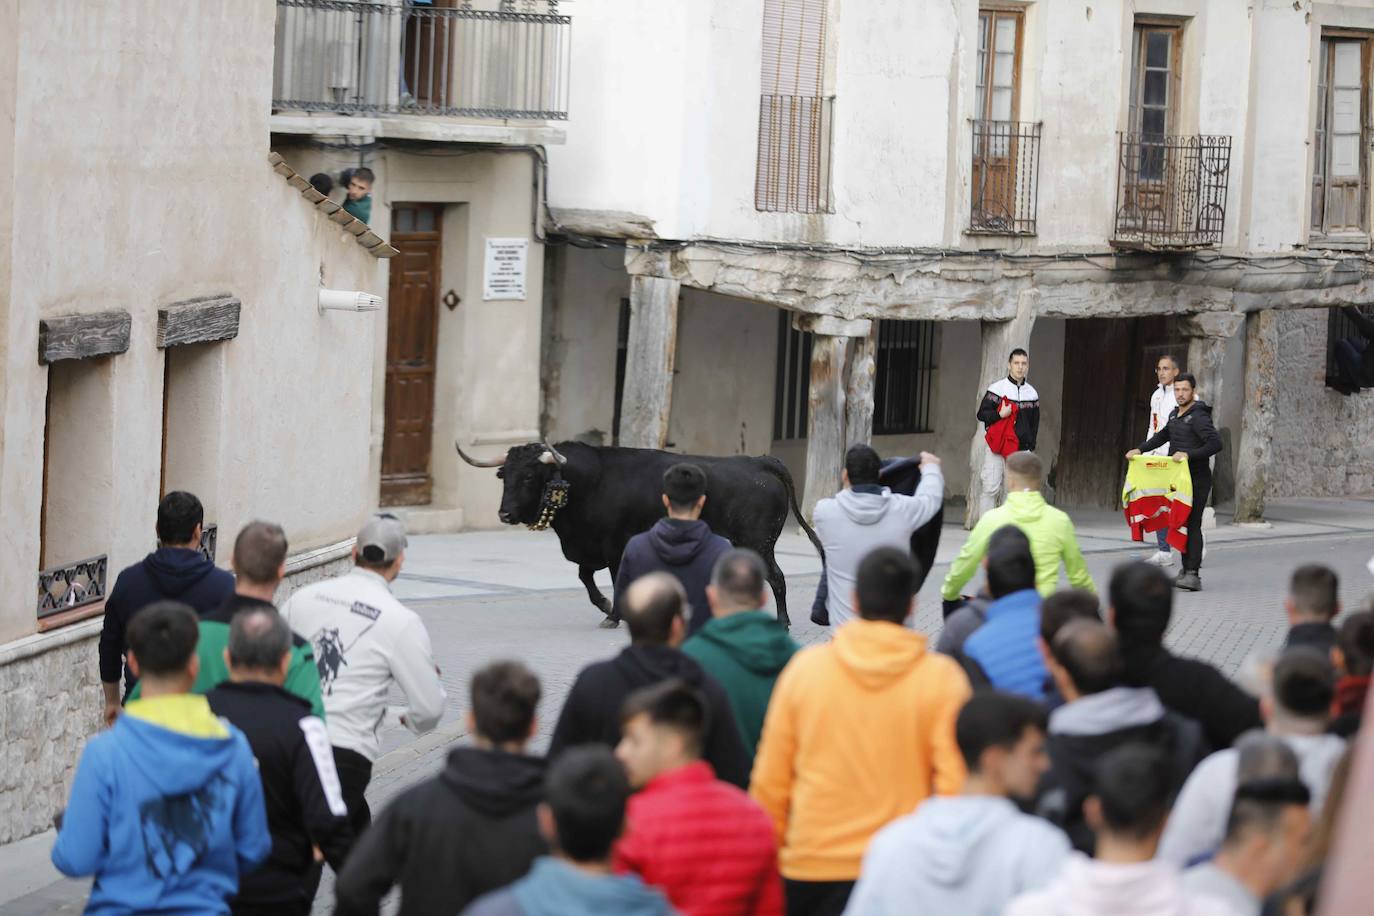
[693,611,798,675]
[1001,489,1047,522]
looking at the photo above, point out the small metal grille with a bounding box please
[873,320,937,435]
[37,555,108,619]
[199,523,219,565]
[773,313,814,440]
[969,120,1041,235]
[612,298,631,444]
[1112,133,1231,250]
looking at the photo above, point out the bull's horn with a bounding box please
[456,442,505,468]
[540,440,568,466]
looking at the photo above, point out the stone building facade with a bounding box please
[541,0,1374,524]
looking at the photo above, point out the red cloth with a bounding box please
[613,760,783,916]
[984,398,1020,457]
[1124,493,1191,552]
[1333,675,1370,719]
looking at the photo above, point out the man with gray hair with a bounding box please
[683,549,799,758]
[208,606,354,914]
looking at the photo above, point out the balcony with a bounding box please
[1112,133,1231,250]
[969,120,1041,236]
[272,0,571,123]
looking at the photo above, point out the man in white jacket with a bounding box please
[844,692,1070,916]
[1157,647,1345,867]
[1006,744,1233,916]
[1143,355,1179,567]
[813,445,943,628]
[282,513,445,835]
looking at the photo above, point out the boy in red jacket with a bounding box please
[614,680,783,915]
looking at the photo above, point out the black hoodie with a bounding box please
[98,547,236,693]
[613,518,731,634]
[1138,400,1223,473]
[548,644,751,788]
[334,747,548,916]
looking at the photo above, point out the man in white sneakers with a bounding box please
[975,348,1039,515]
[282,513,445,835]
[1143,355,1179,567]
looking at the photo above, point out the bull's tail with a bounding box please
[762,457,824,561]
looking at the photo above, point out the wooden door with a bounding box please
[972,9,1023,227]
[403,0,458,109]
[381,205,443,507]
[1313,37,1368,235]
[1124,23,1182,228]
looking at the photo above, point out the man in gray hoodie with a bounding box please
[845,692,1070,916]
[813,445,944,628]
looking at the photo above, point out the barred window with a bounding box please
[1327,304,1373,388]
[773,316,936,440]
[756,0,833,213]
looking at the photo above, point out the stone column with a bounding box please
[619,275,680,449]
[965,291,1036,529]
[796,314,873,520]
[1233,309,1278,523]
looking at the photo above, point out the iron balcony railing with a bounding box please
[272,0,571,121]
[1112,133,1231,250]
[756,95,835,214]
[969,120,1042,236]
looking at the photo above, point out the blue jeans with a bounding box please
[1156,527,1169,551]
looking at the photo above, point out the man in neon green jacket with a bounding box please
[942,451,1095,605]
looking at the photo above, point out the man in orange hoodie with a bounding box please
[749,548,971,916]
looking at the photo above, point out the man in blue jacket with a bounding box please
[613,464,731,634]
[957,528,1049,701]
[99,490,235,725]
[54,601,270,914]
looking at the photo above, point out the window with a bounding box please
[756,0,833,213]
[873,320,937,435]
[1128,22,1182,181]
[773,316,936,440]
[1312,36,1370,237]
[1327,305,1373,388]
[971,8,1039,235]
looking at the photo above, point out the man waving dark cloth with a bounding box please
[1126,373,1222,592]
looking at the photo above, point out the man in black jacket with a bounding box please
[334,661,547,916]
[1108,562,1262,751]
[206,605,353,916]
[99,490,235,724]
[1035,619,1204,853]
[1126,373,1221,591]
[613,463,732,634]
[549,572,751,787]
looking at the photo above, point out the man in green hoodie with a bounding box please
[942,451,1094,612]
[683,549,799,759]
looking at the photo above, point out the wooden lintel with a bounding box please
[37,310,132,364]
[157,295,241,349]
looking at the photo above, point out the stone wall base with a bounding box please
[0,540,353,844]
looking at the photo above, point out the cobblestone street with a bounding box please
[4,497,1373,914]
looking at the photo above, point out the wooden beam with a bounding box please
[802,334,848,521]
[1233,310,1278,523]
[619,276,680,449]
[37,311,131,364]
[844,325,878,447]
[157,295,241,349]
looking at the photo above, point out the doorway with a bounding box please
[1054,316,1186,507]
[381,204,443,507]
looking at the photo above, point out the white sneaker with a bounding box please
[1148,550,1173,567]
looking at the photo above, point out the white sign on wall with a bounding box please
[482,237,529,301]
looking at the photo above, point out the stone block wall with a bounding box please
[1270,310,1374,498]
[0,542,354,844]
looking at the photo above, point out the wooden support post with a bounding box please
[965,291,1036,529]
[844,324,878,448]
[1180,311,1244,515]
[1233,310,1278,523]
[802,334,849,521]
[619,276,680,449]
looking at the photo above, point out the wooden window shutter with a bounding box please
[757,0,833,213]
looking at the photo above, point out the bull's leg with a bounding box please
[600,557,623,629]
[578,565,619,628]
[764,554,791,629]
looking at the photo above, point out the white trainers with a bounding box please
[1146,550,1173,567]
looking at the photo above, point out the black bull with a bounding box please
[458,441,942,627]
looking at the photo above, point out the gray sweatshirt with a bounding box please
[813,465,944,628]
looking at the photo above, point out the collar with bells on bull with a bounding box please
[529,443,570,531]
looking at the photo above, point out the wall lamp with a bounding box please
[318,289,383,314]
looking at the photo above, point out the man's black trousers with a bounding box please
[1184,465,1212,573]
[332,746,374,838]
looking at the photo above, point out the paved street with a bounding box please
[3,497,1372,914]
